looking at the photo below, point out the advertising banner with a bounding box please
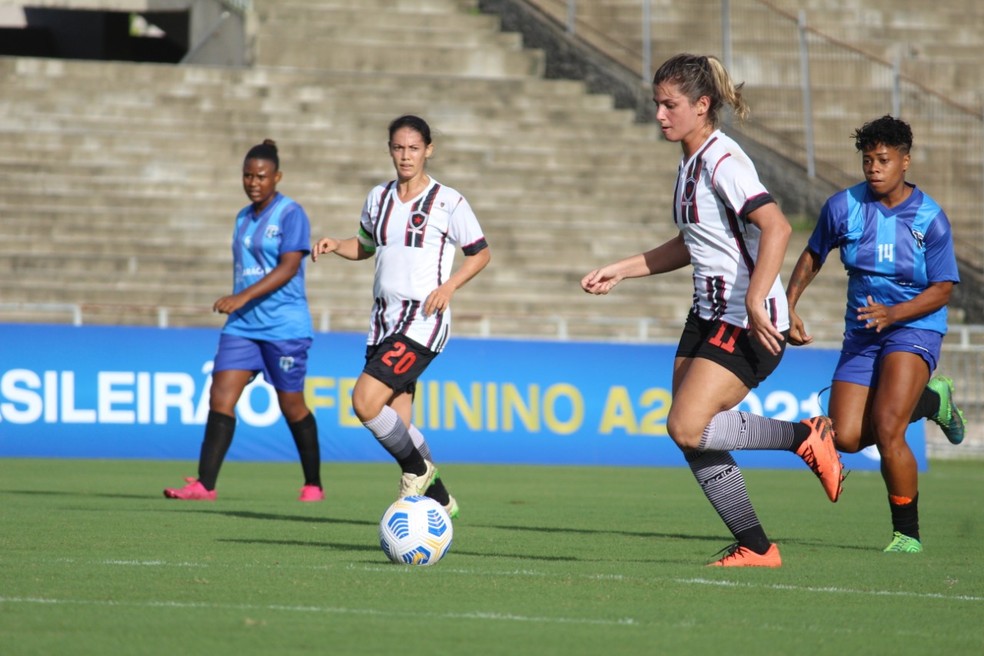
[0,324,924,470]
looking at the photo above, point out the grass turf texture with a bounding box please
[1,458,982,655]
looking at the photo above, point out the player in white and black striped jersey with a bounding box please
[582,54,843,567]
[313,115,490,518]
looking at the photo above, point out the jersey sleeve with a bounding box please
[278,203,311,256]
[709,151,774,221]
[807,197,840,264]
[446,194,488,255]
[357,188,379,253]
[923,210,961,284]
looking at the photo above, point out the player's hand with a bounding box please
[858,295,893,332]
[213,293,247,315]
[424,285,453,316]
[746,303,785,356]
[311,238,339,262]
[787,308,813,346]
[581,267,623,295]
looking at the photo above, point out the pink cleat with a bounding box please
[298,485,325,502]
[163,479,216,501]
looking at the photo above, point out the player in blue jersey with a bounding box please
[786,115,965,553]
[312,115,490,519]
[164,139,323,502]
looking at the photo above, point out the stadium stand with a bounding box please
[0,0,978,452]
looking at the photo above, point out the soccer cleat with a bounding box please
[298,484,325,502]
[163,479,216,501]
[444,495,460,519]
[708,542,782,568]
[883,531,923,553]
[397,459,437,499]
[796,416,844,502]
[927,375,965,445]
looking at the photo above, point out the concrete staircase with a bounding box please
[0,0,701,343]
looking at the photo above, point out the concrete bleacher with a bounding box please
[1,0,978,454]
[0,0,694,343]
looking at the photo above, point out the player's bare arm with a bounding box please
[744,203,791,355]
[581,233,689,295]
[858,282,952,332]
[311,236,370,262]
[213,250,305,314]
[423,247,491,316]
[785,247,824,345]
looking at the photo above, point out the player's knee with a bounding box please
[666,412,702,450]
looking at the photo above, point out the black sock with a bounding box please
[890,493,920,541]
[289,413,321,487]
[910,388,940,423]
[426,476,450,505]
[789,421,811,451]
[735,526,773,555]
[397,448,427,476]
[197,410,236,491]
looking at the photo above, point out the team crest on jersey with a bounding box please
[680,172,700,224]
[405,211,429,247]
[265,225,280,239]
[279,356,295,372]
[911,228,925,250]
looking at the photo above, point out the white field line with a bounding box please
[18,558,984,605]
[0,596,637,627]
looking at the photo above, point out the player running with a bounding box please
[582,54,843,567]
[311,115,491,518]
[786,115,964,553]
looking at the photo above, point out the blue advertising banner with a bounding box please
[0,324,924,471]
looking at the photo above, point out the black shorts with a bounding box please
[363,334,438,395]
[675,311,787,389]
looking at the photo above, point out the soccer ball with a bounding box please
[379,495,453,566]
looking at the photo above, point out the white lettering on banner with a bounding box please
[0,369,43,423]
[0,364,284,427]
[737,390,823,418]
[60,372,96,423]
[99,372,136,424]
[153,372,197,424]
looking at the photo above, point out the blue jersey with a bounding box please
[222,192,313,341]
[808,182,959,334]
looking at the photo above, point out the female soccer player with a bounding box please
[311,115,491,518]
[581,54,843,567]
[786,115,964,553]
[164,140,323,502]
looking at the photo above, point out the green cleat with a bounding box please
[927,375,965,445]
[883,531,923,553]
[444,495,460,519]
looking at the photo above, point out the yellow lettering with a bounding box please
[638,388,671,436]
[304,376,336,412]
[444,381,483,430]
[543,383,583,434]
[502,383,539,432]
[598,386,638,435]
[338,377,360,427]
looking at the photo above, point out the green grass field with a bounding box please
[1,457,982,655]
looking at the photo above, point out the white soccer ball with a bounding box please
[379,495,453,566]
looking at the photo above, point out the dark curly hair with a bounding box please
[853,115,912,154]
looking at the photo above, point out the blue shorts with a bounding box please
[833,326,941,387]
[213,334,312,392]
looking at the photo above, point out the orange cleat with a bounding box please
[796,416,844,502]
[709,542,782,568]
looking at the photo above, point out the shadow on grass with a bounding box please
[1,488,154,500]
